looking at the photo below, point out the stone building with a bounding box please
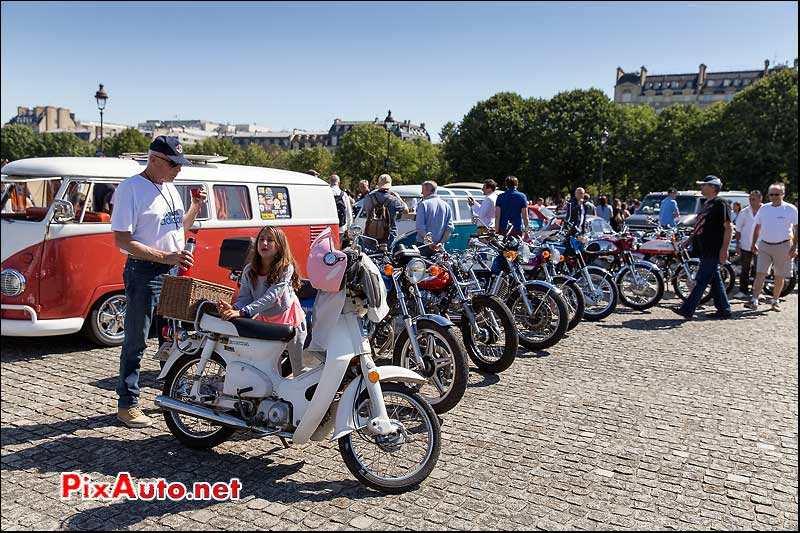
[327,117,430,149]
[8,106,79,133]
[614,59,798,112]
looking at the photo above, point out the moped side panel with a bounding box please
[331,365,428,441]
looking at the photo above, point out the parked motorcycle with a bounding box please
[548,221,619,321]
[416,245,519,374]
[522,240,586,331]
[156,233,441,494]
[636,226,735,304]
[469,232,569,350]
[354,229,469,414]
[584,231,665,310]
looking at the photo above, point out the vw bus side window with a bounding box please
[174,184,209,220]
[256,186,292,220]
[1,178,62,219]
[62,181,115,223]
[213,185,252,221]
[456,199,472,221]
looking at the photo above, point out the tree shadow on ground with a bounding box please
[3,434,381,530]
[0,334,102,362]
[89,370,162,392]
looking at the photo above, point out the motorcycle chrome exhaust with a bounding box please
[155,396,250,429]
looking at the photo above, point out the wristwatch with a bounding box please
[239,308,250,318]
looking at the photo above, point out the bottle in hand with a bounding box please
[178,237,196,277]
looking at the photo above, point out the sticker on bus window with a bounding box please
[257,186,291,219]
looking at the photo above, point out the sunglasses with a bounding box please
[769,193,782,197]
[155,154,181,168]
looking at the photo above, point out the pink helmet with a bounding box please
[307,227,347,292]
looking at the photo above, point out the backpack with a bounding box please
[333,191,347,227]
[364,193,392,242]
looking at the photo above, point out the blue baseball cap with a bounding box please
[696,175,722,187]
[149,135,192,166]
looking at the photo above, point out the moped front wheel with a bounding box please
[339,383,441,494]
[552,276,585,331]
[393,321,468,414]
[460,295,518,374]
[616,264,665,310]
[575,269,618,321]
[507,284,569,350]
[162,352,236,450]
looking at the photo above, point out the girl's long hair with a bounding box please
[247,226,301,291]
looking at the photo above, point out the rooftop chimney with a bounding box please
[763,59,770,76]
[639,66,648,86]
[616,67,624,82]
[698,63,707,86]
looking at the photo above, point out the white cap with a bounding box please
[696,175,722,187]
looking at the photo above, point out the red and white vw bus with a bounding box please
[1,156,338,346]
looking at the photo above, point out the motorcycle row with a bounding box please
[150,208,795,495]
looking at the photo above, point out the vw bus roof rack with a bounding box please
[119,153,229,164]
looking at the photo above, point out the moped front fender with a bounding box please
[415,314,454,328]
[331,365,428,441]
[157,336,206,380]
[523,279,563,296]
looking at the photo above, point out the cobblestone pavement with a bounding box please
[2,293,797,531]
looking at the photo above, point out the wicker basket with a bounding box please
[157,275,234,322]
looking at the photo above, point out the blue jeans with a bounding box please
[679,256,731,317]
[117,258,177,408]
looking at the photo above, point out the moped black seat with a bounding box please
[230,318,296,342]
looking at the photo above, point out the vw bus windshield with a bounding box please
[1,177,63,219]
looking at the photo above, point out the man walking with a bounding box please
[746,183,798,312]
[659,188,680,228]
[328,174,353,236]
[416,180,454,255]
[467,179,499,233]
[111,136,207,427]
[495,176,529,236]
[671,175,733,320]
[355,179,371,202]
[733,190,763,297]
[361,174,408,248]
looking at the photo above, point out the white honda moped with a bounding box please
[154,232,441,494]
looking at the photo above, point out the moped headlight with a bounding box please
[460,254,475,272]
[1,269,26,297]
[405,259,426,284]
[518,244,531,264]
[549,248,561,265]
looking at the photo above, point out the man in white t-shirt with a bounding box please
[733,190,762,297]
[111,136,207,428]
[467,179,499,233]
[746,183,799,312]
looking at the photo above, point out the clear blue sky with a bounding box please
[2,1,797,141]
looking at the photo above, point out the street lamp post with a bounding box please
[383,110,395,173]
[94,84,108,156]
[598,127,609,196]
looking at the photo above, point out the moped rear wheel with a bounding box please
[339,383,440,494]
[162,352,236,450]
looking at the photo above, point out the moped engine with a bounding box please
[255,399,293,430]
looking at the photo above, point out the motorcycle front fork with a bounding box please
[393,276,427,370]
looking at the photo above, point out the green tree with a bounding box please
[242,143,289,169]
[334,124,402,188]
[285,146,333,177]
[443,92,542,188]
[102,128,151,157]
[34,132,95,157]
[186,137,246,164]
[603,104,658,199]
[1,125,38,161]
[716,68,798,195]
[537,88,617,197]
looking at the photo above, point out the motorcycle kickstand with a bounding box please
[279,436,291,449]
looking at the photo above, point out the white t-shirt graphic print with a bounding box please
[111,174,186,255]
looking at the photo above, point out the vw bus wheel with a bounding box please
[339,383,440,494]
[460,295,518,374]
[393,321,468,414]
[162,353,236,450]
[84,293,126,346]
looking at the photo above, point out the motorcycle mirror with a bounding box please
[349,226,363,238]
[424,232,433,244]
[538,207,555,220]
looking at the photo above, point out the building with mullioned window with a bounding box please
[614,59,798,112]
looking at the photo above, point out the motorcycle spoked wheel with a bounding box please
[460,294,518,374]
[339,383,441,494]
[673,260,736,304]
[506,284,569,350]
[162,352,237,450]
[574,268,619,321]
[616,264,665,311]
[552,276,585,331]
[392,321,469,414]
